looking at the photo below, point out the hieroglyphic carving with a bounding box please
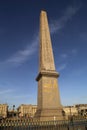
[39,11,55,71]
[43,77,58,100]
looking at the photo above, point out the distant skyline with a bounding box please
[0,0,87,109]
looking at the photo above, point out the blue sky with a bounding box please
[0,0,87,109]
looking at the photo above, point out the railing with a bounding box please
[0,118,87,130]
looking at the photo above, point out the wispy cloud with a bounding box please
[0,35,38,67]
[0,89,13,94]
[58,63,67,71]
[80,32,87,42]
[11,95,31,99]
[60,48,78,59]
[58,48,78,71]
[60,54,68,59]
[71,49,77,55]
[50,5,81,33]
[7,36,38,66]
[0,5,81,67]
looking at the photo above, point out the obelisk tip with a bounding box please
[41,10,46,14]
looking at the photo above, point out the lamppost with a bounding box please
[69,106,71,117]
[13,105,15,111]
[12,105,15,117]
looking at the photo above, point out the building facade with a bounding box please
[0,103,87,119]
[16,104,87,118]
[17,104,37,118]
[63,104,87,118]
[75,104,87,116]
[0,104,8,118]
[63,106,78,116]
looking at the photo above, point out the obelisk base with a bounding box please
[34,108,65,121]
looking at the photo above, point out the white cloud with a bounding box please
[5,94,31,99]
[0,89,13,94]
[0,5,81,67]
[80,32,87,42]
[60,54,68,59]
[1,35,38,67]
[58,48,78,71]
[58,63,67,71]
[71,49,77,55]
[50,5,81,33]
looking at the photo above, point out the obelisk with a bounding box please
[35,10,63,121]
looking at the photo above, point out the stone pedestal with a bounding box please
[35,108,64,121]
